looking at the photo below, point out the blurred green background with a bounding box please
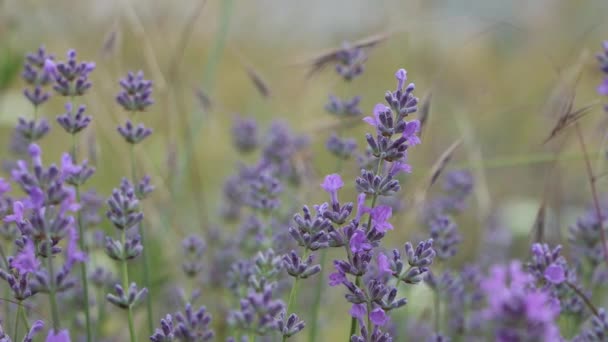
[2,0,608,340]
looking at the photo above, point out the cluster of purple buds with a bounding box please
[378,239,436,285]
[150,303,214,341]
[282,250,321,279]
[118,120,153,144]
[569,208,608,268]
[335,43,367,81]
[326,134,358,160]
[116,71,154,112]
[480,261,561,341]
[325,95,363,117]
[246,172,282,214]
[228,284,285,335]
[574,308,608,341]
[181,234,206,278]
[115,71,154,145]
[14,117,50,143]
[428,215,461,260]
[0,319,44,342]
[106,282,148,309]
[104,179,144,261]
[44,49,95,97]
[277,312,305,339]
[232,116,259,153]
[260,121,310,184]
[527,243,589,315]
[56,103,92,135]
[22,46,54,107]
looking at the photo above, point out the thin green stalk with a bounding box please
[46,247,61,332]
[72,133,93,342]
[348,276,362,339]
[13,302,21,341]
[434,290,440,332]
[130,136,154,334]
[19,304,29,331]
[121,229,137,342]
[283,249,311,342]
[283,280,300,342]
[307,249,327,342]
[348,158,383,340]
[96,288,106,338]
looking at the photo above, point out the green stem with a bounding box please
[121,229,137,342]
[72,134,93,342]
[434,290,440,332]
[348,276,362,339]
[13,302,21,341]
[348,158,383,340]
[46,248,61,332]
[19,303,29,332]
[44,202,60,333]
[96,287,106,338]
[308,249,327,342]
[130,142,154,334]
[283,249,311,342]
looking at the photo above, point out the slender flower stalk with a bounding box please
[121,228,137,341]
[115,70,155,334]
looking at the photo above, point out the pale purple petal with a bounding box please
[544,264,565,284]
[370,307,389,326]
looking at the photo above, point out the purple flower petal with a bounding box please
[370,307,389,326]
[544,264,565,284]
[46,329,71,342]
[377,252,392,275]
[349,303,367,320]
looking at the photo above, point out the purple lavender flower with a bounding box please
[14,117,51,143]
[45,49,95,97]
[428,215,461,260]
[173,303,214,341]
[56,103,92,135]
[480,261,561,342]
[117,120,153,144]
[181,234,206,278]
[335,43,367,81]
[326,134,358,160]
[23,320,45,342]
[116,71,154,112]
[277,312,306,339]
[228,284,285,335]
[22,46,54,106]
[350,229,372,253]
[106,282,148,309]
[325,95,363,117]
[46,329,71,342]
[11,238,40,274]
[369,206,393,233]
[321,174,344,206]
[232,116,259,153]
[576,307,608,341]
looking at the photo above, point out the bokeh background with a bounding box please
[2,0,608,340]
